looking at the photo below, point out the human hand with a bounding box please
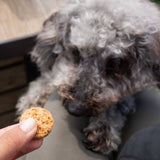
[0,118,43,160]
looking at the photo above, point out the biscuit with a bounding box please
[20,107,54,138]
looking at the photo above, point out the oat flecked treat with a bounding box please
[20,107,54,138]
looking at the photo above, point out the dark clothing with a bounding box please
[118,124,160,160]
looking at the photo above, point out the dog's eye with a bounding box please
[63,47,81,64]
[105,56,130,76]
[71,48,81,64]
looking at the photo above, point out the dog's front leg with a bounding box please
[83,96,136,155]
[16,72,56,116]
[83,111,122,155]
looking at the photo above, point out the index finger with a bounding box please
[0,124,18,136]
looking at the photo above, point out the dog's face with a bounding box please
[31,2,160,117]
[59,47,133,116]
[53,39,156,117]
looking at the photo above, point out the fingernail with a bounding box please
[20,118,36,133]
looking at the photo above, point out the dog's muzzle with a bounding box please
[65,99,88,116]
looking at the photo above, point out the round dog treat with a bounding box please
[20,107,54,138]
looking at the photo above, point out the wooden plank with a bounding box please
[0,56,24,68]
[0,34,36,60]
[0,64,27,92]
[0,111,17,128]
[0,0,65,42]
[0,88,26,114]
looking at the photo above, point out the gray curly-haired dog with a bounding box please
[16,0,160,155]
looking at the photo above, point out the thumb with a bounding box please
[0,118,37,160]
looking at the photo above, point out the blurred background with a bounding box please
[0,0,65,128]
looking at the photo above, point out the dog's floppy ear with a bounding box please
[31,12,66,72]
[133,33,160,76]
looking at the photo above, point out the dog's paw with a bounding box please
[16,96,36,119]
[83,122,121,155]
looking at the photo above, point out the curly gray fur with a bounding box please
[16,0,160,156]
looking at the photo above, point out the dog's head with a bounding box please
[31,0,160,116]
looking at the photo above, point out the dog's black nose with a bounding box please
[67,101,87,117]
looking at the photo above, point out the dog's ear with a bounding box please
[133,33,160,76]
[31,12,67,72]
[132,32,160,64]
